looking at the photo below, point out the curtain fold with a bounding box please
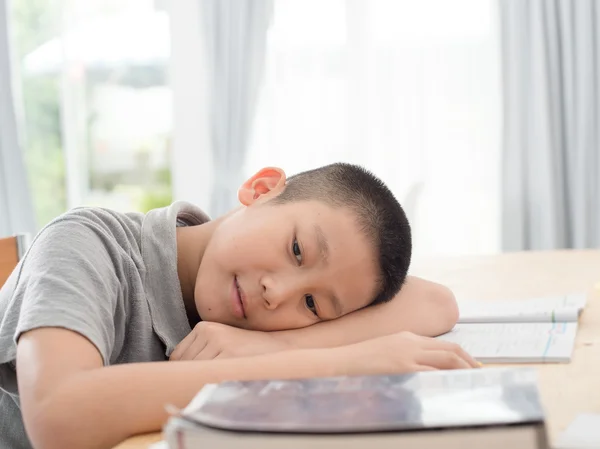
[199,0,273,217]
[0,0,36,237]
[500,0,600,250]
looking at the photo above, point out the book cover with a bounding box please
[177,367,545,434]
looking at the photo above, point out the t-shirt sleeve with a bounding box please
[12,217,122,365]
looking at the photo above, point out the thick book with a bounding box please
[163,367,549,449]
[437,293,586,363]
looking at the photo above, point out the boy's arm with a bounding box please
[170,276,458,361]
[18,328,340,449]
[18,326,475,449]
[273,276,459,349]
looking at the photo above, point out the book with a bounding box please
[436,293,586,363]
[437,322,578,363]
[457,293,587,323]
[163,367,549,449]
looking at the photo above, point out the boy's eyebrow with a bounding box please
[314,224,343,317]
[314,224,329,263]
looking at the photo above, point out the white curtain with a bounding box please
[199,0,274,217]
[0,0,36,237]
[500,0,600,250]
[245,0,502,257]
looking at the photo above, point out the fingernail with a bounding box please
[478,362,484,367]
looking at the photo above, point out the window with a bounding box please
[11,0,172,228]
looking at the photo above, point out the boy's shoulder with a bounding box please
[40,201,210,242]
[46,204,145,232]
[0,203,207,395]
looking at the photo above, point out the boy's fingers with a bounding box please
[194,345,221,361]
[422,339,479,368]
[413,365,437,372]
[449,345,479,368]
[417,350,472,370]
[179,337,208,361]
[170,332,196,361]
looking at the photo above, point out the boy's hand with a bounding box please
[170,322,290,361]
[336,331,479,374]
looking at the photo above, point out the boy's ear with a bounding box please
[238,167,287,206]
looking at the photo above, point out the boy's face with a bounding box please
[194,168,379,331]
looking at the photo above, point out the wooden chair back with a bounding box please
[0,234,28,288]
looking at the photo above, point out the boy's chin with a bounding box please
[196,306,239,327]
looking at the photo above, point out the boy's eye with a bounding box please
[305,295,318,316]
[292,238,302,264]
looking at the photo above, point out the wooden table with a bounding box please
[115,250,600,448]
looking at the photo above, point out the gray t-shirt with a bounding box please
[0,201,209,449]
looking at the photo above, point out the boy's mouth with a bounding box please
[232,276,247,319]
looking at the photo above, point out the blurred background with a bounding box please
[1,0,598,258]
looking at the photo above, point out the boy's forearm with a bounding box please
[272,276,459,349]
[29,348,342,449]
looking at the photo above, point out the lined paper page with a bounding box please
[458,293,587,324]
[437,322,579,363]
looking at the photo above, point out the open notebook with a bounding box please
[437,293,587,363]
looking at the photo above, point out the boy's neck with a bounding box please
[175,220,218,325]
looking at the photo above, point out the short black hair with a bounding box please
[272,162,412,307]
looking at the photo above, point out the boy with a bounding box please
[0,163,475,449]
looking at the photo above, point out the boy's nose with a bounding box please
[260,275,303,310]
